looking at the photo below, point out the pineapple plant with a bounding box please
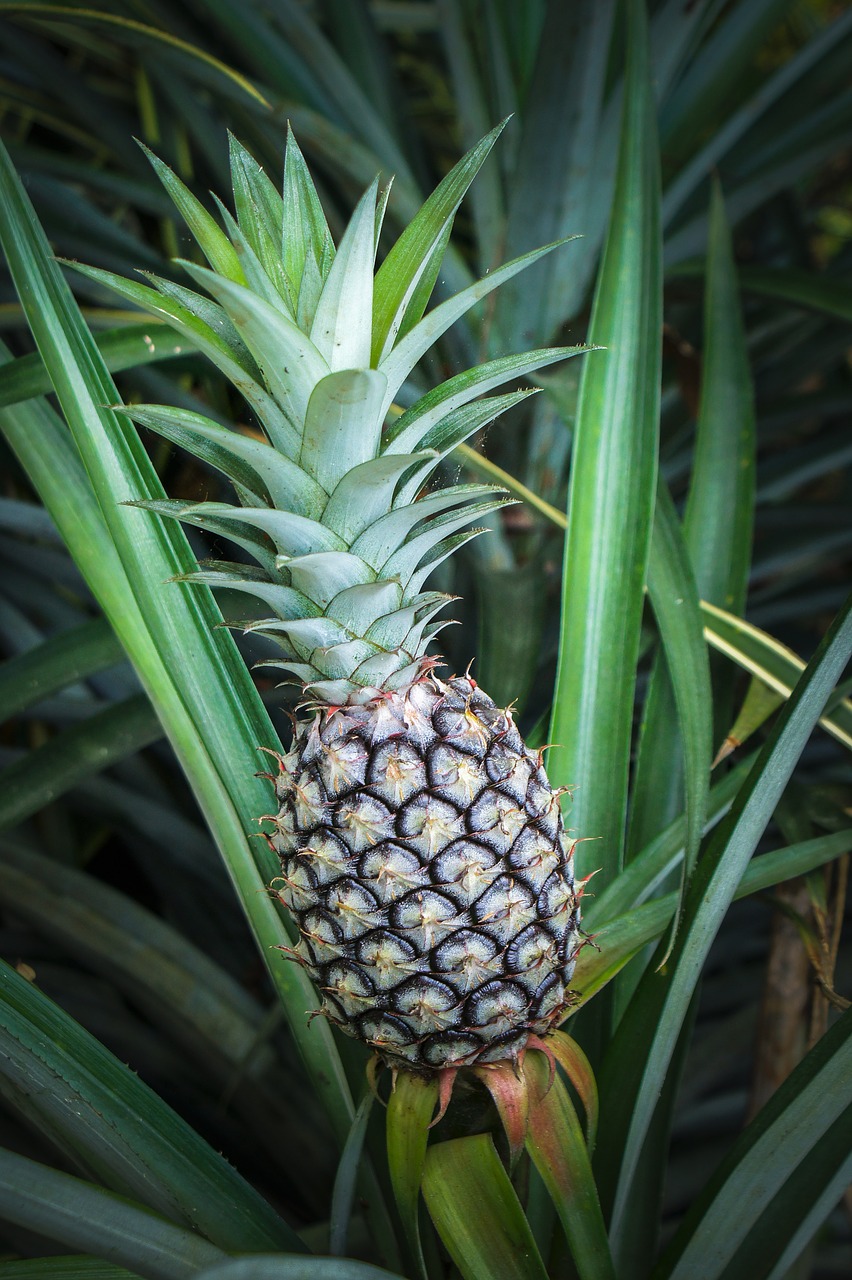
[71,123,591,1079]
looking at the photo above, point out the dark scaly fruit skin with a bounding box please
[268,673,582,1071]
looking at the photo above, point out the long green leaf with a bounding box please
[547,0,662,889]
[329,1092,374,1258]
[656,1008,852,1280]
[572,827,852,1009]
[0,4,271,109]
[386,1073,438,1280]
[0,693,161,830]
[0,1260,138,1280]
[498,0,617,342]
[371,121,505,364]
[702,600,852,752]
[422,1135,550,1280]
[0,323,193,407]
[597,592,852,1249]
[0,1147,227,1280]
[644,482,713,939]
[196,1259,404,1280]
[0,617,124,719]
[629,177,754,868]
[0,960,303,1253]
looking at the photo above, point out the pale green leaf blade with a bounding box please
[179,261,329,435]
[371,121,507,364]
[310,179,378,369]
[378,239,577,417]
[122,404,326,517]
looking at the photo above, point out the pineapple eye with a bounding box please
[358,842,426,904]
[334,794,394,850]
[390,889,460,950]
[397,794,464,857]
[420,1030,482,1069]
[392,975,460,1032]
[465,979,529,1036]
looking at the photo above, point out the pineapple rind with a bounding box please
[271,673,580,1070]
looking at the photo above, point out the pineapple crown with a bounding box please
[73,124,587,703]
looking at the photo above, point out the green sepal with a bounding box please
[122,404,326,518]
[352,484,506,570]
[310,179,378,371]
[322,450,436,544]
[387,1071,438,1280]
[422,1134,550,1280]
[139,143,245,285]
[300,369,388,493]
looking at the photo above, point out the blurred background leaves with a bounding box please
[0,0,850,1275]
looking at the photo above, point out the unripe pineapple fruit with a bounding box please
[76,123,589,1072]
[268,672,580,1069]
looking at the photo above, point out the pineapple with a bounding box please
[75,124,589,1073]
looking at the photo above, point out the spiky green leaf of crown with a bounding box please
[74,126,588,703]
